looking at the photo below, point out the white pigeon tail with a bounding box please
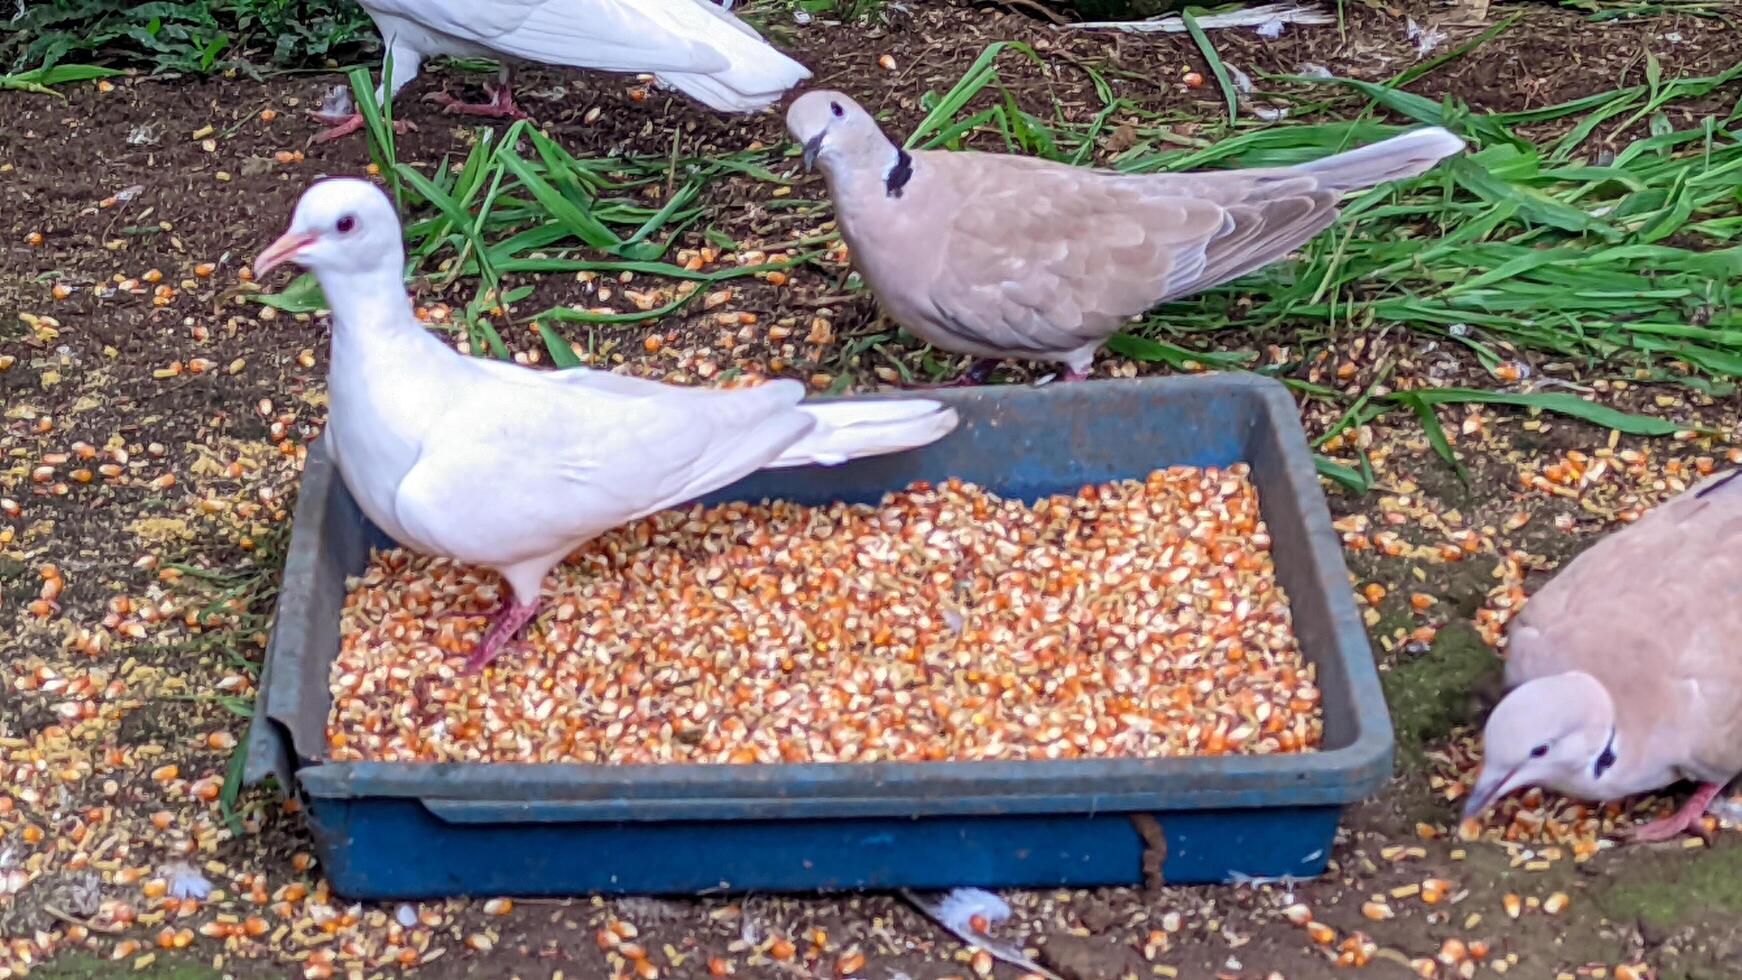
[785,91,1465,386]
[310,0,810,141]
[254,178,956,672]
[765,399,961,468]
[1464,470,1742,842]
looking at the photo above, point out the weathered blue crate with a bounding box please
[247,374,1390,899]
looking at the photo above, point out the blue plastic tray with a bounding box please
[247,374,1390,898]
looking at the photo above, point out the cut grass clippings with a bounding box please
[901,43,1735,465]
[899,43,1733,478]
[250,39,1738,488]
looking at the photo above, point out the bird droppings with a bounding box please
[328,467,1325,764]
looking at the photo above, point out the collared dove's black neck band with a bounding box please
[1593,727,1618,779]
[886,149,913,198]
[1697,468,1742,498]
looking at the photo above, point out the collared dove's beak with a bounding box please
[802,134,824,172]
[1461,767,1518,822]
[253,230,317,277]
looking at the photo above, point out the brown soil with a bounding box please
[4,1,1741,979]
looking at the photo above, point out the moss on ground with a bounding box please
[1380,621,1504,769]
[27,954,222,979]
[1600,839,1742,930]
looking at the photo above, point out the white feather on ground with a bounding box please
[905,888,1060,980]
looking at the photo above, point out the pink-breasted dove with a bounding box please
[1465,470,1742,841]
[785,90,1465,385]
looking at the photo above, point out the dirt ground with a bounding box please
[4,0,1742,978]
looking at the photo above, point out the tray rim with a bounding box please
[249,373,1394,819]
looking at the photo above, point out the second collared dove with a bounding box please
[253,178,957,672]
[786,91,1465,385]
[310,0,809,142]
[1463,471,1742,841]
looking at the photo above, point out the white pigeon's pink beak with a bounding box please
[253,229,317,277]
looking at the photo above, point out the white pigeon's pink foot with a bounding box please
[1060,367,1091,382]
[1630,781,1722,842]
[308,111,416,144]
[431,603,496,624]
[462,598,541,674]
[309,110,365,143]
[426,83,527,119]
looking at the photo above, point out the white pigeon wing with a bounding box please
[465,358,719,399]
[362,0,732,75]
[389,376,814,568]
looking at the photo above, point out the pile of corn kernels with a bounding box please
[327,466,1323,764]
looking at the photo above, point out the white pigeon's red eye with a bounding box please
[337,214,357,234]
[830,101,844,118]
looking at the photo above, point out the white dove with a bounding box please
[253,178,958,671]
[311,0,810,142]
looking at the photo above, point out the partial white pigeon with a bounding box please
[1464,469,1742,841]
[311,0,810,141]
[254,178,957,671]
[785,91,1464,385]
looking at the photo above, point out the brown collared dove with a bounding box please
[1464,471,1742,841]
[310,0,809,142]
[785,91,1465,385]
[253,178,957,671]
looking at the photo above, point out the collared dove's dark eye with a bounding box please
[1530,743,1549,758]
[830,101,844,118]
[337,214,357,234]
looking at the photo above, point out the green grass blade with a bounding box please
[1105,332,1256,370]
[1,62,121,96]
[251,273,327,313]
[1394,392,1469,485]
[1314,360,1395,448]
[495,149,625,252]
[906,41,1042,149]
[347,62,402,211]
[1315,455,1373,493]
[1181,9,1237,124]
[1386,13,1521,89]
[537,322,582,368]
[218,728,250,837]
[1392,389,1686,435]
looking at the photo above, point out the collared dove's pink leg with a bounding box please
[309,111,365,143]
[307,111,416,144]
[462,598,541,674]
[1630,781,1722,842]
[1060,367,1091,382]
[430,602,498,624]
